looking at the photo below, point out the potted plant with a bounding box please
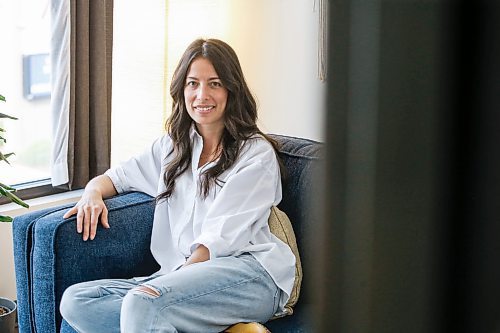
[0,297,17,333]
[0,93,29,333]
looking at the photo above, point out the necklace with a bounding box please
[199,146,221,168]
[200,148,219,159]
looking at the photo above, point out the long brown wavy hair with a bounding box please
[156,38,283,202]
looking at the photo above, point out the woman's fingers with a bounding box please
[63,206,78,219]
[101,206,110,229]
[76,208,84,233]
[64,198,109,241]
[89,206,100,240]
[83,206,92,241]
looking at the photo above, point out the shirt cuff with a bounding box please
[189,237,219,260]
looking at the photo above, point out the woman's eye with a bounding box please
[210,81,222,88]
[186,81,198,87]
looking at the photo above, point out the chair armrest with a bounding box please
[13,191,159,333]
[13,206,63,333]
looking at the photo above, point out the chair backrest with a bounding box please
[269,134,323,304]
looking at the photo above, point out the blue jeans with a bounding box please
[60,253,280,333]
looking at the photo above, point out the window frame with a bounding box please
[0,179,68,206]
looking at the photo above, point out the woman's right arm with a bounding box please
[63,174,117,241]
[66,135,170,241]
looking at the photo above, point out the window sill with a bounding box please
[0,189,84,218]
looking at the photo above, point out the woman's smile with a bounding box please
[194,104,216,113]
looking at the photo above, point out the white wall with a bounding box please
[225,0,326,141]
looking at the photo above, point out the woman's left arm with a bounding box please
[190,147,281,259]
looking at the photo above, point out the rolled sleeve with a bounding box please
[104,136,170,197]
[104,168,126,193]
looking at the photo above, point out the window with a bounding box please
[0,0,55,200]
[0,0,112,202]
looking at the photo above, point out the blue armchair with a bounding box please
[13,134,322,333]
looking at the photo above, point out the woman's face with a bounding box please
[184,57,228,136]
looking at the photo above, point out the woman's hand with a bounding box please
[63,190,110,241]
[63,175,117,241]
[182,244,210,268]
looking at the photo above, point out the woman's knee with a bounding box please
[121,285,162,315]
[121,285,173,332]
[60,281,104,319]
[60,283,84,321]
[133,285,161,297]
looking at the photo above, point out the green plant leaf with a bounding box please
[0,186,29,208]
[7,191,29,208]
[0,94,5,102]
[0,186,8,196]
[0,136,5,143]
[0,152,14,164]
[0,182,15,191]
[0,215,13,222]
[0,113,17,120]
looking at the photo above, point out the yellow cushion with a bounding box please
[268,206,302,316]
[224,322,271,333]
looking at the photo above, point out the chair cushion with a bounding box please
[268,206,302,315]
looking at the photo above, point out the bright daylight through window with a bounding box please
[0,0,52,187]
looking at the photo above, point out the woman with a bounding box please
[60,38,295,333]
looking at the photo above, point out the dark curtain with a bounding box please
[66,0,113,189]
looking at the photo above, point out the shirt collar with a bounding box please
[189,122,201,141]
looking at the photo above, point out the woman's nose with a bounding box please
[196,84,209,100]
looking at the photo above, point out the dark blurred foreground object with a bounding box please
[317,0,500,332]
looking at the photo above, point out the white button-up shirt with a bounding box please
[105,125,295,313]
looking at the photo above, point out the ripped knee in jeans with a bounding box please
[132,285,162,298]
